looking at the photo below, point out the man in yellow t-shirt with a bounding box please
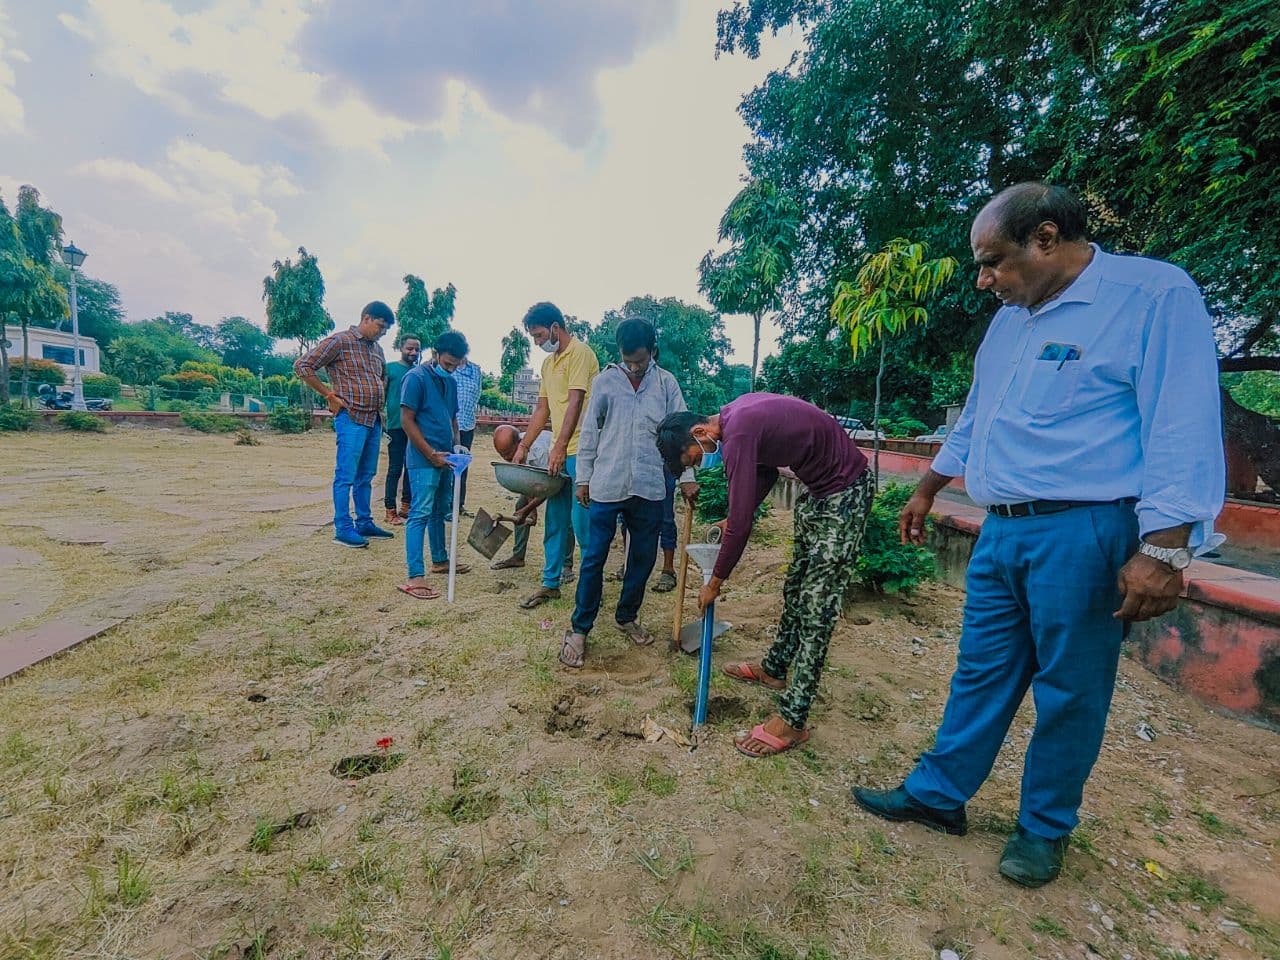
[513,301,600,608]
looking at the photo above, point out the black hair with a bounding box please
[395,333,421,348]
[362,301,395,326]
[522,301,564,332]
[434,330,469,358]
[616,317,657,355]
[989,182,1088,245]
[656,411,708,477]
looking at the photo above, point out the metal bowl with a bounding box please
[492,461,567,499]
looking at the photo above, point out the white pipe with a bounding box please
[447,467,462,602]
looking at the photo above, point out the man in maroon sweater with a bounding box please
[657,393,875,757]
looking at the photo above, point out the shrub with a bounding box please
[57,411,108,433]
[180,411,240,433]
[855,481,936,594]
[694,464,771,524]
[267,405,311,434]
[0,404,37,432]
[883,417,929,438]
[81,373,122,399]
[478,388,529,414]
[9,358,65,386]
[172,371,219,390]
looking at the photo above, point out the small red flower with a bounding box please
[375,736,394,753]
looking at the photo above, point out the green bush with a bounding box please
[855,481,936,594]
[478,388,529,414]
[163,400,193,413]
[180,411,240,433]
[883,417,929,438]
[267,405,311,434]
[694,464,771,524]
[0,404,37,432]
[57,411,108,433]
[9,358,65,386]
[81,373,122,399]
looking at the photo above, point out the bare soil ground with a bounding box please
[1,426,1277,960]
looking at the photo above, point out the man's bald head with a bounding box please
[974,182,1088,247]
[493,424,520,461]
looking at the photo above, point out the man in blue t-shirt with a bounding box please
[399,330,471,600]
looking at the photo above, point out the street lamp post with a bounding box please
[60,242,88,412]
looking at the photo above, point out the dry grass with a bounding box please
[1,427,1277,960]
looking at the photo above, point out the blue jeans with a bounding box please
[660,470,677,552]
[572,497,663,634]
[541,454,589,589]
[405,465,452,576]
[904,502,1138,840]
[333,412,381,534]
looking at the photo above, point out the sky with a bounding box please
[0,0,799,371]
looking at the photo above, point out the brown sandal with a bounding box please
[559,630,586,668]
[519,587,561,609]
[397,582,440,600]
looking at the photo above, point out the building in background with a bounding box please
[513,367,540,406]
[22,327,101,376]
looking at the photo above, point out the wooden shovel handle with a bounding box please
[670,500,696,650]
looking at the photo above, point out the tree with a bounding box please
[127,317,218,368]
[698,179,801,387]
[499,326,531,394]
[263,247,334,352]
[12,186,69,406]
[108,335,173,385]
[588,295,738,413]
[831,238,956,482]
[396,275,457,348]
[36,270,125,347]
[215,317,275,371]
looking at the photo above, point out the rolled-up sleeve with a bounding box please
[1134,284,1225,551]
[294,333,340,380]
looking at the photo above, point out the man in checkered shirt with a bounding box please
[294,301,397,548]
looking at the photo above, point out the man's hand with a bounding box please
[1114,553,1184,622]
[697,579,721,613]
[680,482,699,504]
[547,442,567,477]
[576,484,590,508]
[326,393,349,415]
[427,450,449,470]
[514,505,538,526]
[900,492,935,545]
[511,443,529,465]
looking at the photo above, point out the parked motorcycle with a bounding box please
[35,383,113,411]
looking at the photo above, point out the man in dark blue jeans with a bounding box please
[560,319,697,668]
[294,301,397,548]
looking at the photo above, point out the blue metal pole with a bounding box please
[693,599,715,728]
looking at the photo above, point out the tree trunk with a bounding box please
[0,315,9,405]
[1221,385,1280,495]
[750,311,761,390]
[20,319,30,408]
[872,337,886,490]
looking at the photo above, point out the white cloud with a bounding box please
[0,1,26,134]
[166,141,300,198]
[61,0,414,154]
[73,158,180,201]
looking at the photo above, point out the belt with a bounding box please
[987,497,1137,519]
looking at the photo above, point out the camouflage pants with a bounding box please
[762,469,874,728]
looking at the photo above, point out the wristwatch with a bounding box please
[1138,541,1192,571]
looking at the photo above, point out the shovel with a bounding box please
[467,508,514,560]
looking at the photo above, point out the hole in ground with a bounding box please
[699,695,750,724]
[330,752,405,779]
[247,693,268,703]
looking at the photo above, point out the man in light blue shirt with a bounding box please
[853,183,1224,888]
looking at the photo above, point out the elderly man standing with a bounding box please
[512,302,599,609]
[451,355,483,517]
[852,183,1225,888]
[295,301,396,548]
[559,319,697,668]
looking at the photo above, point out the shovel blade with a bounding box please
[466,508,511,559]
[678,619,731,655]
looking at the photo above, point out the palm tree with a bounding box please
[831,238,956,485]
[698,179,801,388]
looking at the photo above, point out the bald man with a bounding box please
[852,182,1224,888]
[491,424,575,576]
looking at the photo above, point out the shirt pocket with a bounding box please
[1018,360,1082,420]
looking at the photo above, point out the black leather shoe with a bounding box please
[999,826,1068,887]
[851,784,968,836]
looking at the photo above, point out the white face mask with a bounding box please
[539,337,558,354]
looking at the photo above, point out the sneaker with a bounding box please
[333,528,369,549]
[356,522,395,540]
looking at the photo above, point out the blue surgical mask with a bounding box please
[698,438,722,470]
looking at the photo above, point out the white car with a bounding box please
[832,415,885,441]
[914,426,947,443]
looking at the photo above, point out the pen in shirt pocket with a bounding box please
[1056,346,1082,370]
